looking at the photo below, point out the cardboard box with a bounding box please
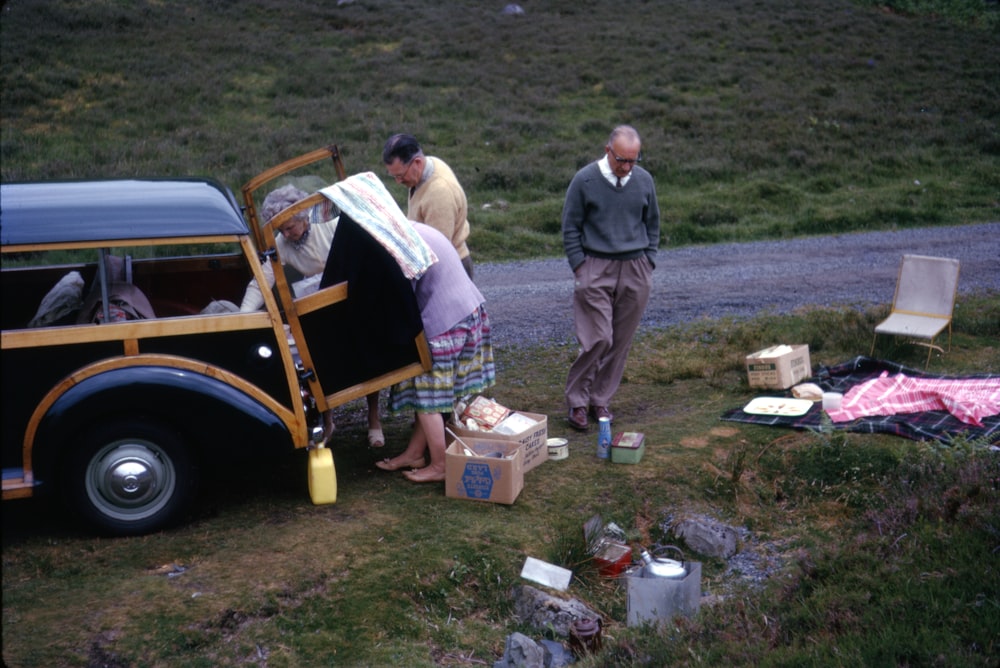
[745,344,812,389]
[450,411,549,473]
[611,432,645,464]
[445,438,524,505]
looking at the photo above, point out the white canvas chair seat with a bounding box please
[874,312,950,340]
[871,254,960,366]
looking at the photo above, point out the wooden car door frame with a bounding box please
[256,193,430,414]
[241,145,347,252]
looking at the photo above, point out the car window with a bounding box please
[2,240,253,329]
[3,248,100,329]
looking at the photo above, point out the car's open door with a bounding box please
[241,148,430,417]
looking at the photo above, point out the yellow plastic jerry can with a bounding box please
[308,447,337,504]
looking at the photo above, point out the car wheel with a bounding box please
[66,419,196,535]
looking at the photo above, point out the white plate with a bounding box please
[743,397,814,417]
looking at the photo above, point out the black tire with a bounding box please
[65,419,196,536]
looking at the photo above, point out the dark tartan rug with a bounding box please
[721,357,1000,445]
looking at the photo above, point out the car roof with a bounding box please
[1,178,249,246]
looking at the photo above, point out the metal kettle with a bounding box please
[639,548,686,578]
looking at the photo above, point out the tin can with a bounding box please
[547,437,569,460]
[596,417,611,459]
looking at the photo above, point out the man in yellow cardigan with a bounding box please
[382,133,474,279]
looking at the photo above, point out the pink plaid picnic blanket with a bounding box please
[827,372,1000,427]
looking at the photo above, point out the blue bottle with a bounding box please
[597,417,612,459]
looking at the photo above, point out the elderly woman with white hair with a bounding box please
[240,184,337,311]
[240,183,385,448]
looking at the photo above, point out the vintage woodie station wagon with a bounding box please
[1,146,430,535]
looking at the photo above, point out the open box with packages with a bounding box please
[445,436,524,505]
[745,344,812,390]
[450,396,548,472]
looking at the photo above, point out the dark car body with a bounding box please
[2,148,429,535]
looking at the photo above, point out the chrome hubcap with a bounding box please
[86,441,174,519]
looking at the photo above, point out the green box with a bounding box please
[611,432,645,464]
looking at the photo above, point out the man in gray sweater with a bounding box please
[562,125,660,431]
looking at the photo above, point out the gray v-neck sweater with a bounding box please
[561,162,660,271]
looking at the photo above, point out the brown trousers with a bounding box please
[565,255,652,409]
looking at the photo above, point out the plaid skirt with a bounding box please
[389,304,496,414]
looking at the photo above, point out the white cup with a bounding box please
[822,392,843,411]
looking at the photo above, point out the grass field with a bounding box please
[2,0,998,260]
[2,1,999,666]
[3,298,998,667]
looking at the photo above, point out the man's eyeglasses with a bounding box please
[387,157,419,182]
[606,146,642,166]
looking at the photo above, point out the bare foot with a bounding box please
[375,455,425,472]
[402,466,446,483]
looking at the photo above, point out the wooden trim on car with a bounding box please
[2,482,34,500]
[415,331,432,371]
[241,145,345,201]
[294,281,348,315]
[238,239,311,434]
[1,311,274,349]
[266,192,331,229]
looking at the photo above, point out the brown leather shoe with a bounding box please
[590,405,614,422]
[568,406,589,431]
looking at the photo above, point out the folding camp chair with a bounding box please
[870,254,960,366]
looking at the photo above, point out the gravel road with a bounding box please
[475,222,1000,351]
